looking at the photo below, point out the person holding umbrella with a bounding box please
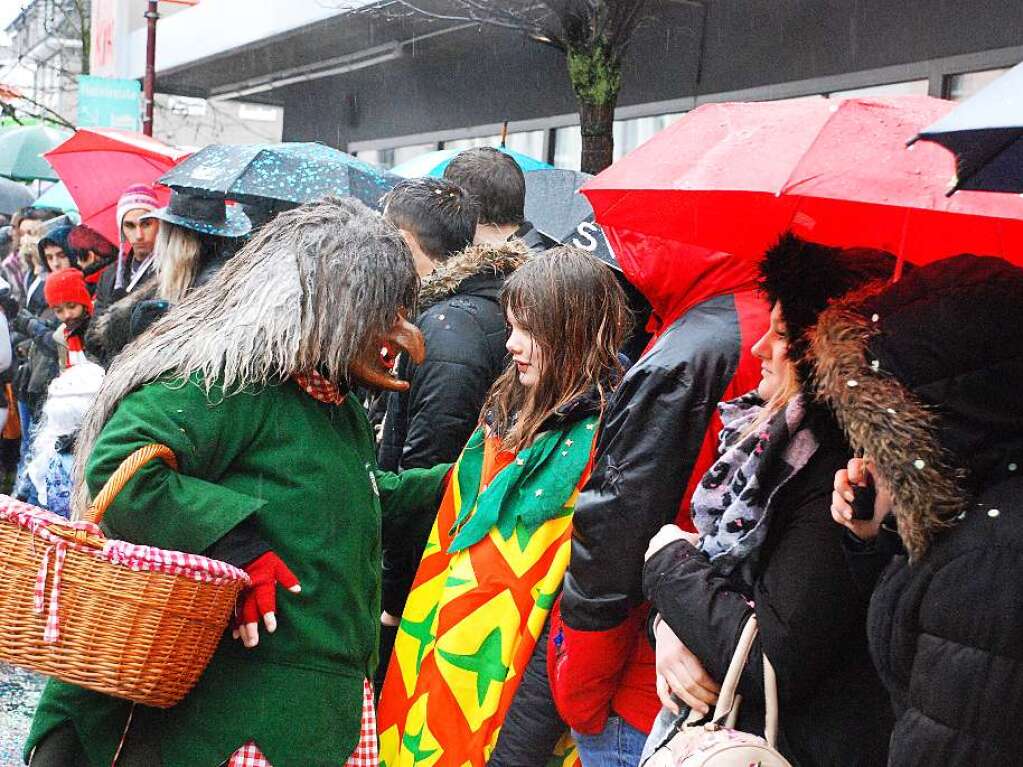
[546,240,768,762]
[824,254,1023,766]
[86,190,250,365]
[640,235,897,766]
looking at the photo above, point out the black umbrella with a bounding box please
[912,61,1023,194]
[0,177,34,216]
[523,168,619,269]
[158,142,401,210]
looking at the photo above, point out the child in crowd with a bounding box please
[26,362,104,518]
[376,247,631,767]
[43,269,93,369]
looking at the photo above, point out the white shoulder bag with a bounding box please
[644,616,793,767]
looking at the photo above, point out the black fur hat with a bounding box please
[757,232,899,385]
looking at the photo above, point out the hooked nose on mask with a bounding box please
[349,315,425,392]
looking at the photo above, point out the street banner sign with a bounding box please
[77,75,142,131]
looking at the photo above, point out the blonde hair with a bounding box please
[154,222,203,303]
[739,356,801,441]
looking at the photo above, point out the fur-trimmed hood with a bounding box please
[809,254,1023,560]
[418,240,530,310]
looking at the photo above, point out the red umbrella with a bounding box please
[584,95,1023,268]
[44,128,190,246]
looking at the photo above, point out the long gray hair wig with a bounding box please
[72,196,417,517]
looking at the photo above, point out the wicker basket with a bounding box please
[0,444,249,708]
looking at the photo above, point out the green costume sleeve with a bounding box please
[85,378,268,554]
[375,463,451,524]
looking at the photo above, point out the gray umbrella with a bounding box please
[0,177,35,216]
[523,168,619,269]
[912,62,1023,194]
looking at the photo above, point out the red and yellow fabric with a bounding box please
[377,416,598,767]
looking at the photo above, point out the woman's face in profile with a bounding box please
[751,302,794,401]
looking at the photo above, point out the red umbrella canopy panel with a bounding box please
[584,95,1023,267]
[45,128,190,246]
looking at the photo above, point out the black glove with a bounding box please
[0,291,19,320]
[11,308,33,336]
[130,299,170,338]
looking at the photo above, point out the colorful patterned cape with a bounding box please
[377,415,598,767]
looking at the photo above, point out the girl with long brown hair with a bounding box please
[377,247,630,767]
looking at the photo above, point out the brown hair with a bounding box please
[482,246,631,452]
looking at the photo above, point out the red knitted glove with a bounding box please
[232,551,301,649]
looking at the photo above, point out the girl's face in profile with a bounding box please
[506,307,543,388]
[751,302,794,401]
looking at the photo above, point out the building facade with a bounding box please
[4,0,87,124]
[93,1,1023,167]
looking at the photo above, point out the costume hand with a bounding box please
[831,458,892,541]
[654,617,720,716]
[646,524,699,562]
[349,313,425,392]
[233,551,301,649]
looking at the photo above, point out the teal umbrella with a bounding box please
[0,126,71,182]
[390,147,552,178]
[33,181,77,213]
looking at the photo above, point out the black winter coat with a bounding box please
[378,241,529,615]
[809,255,1023,767]
[643,412,892,766]
[867,478,1023,765]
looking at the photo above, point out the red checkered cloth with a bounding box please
[292,371,346,405]
[0,496,249,643]
[227,678,377,766]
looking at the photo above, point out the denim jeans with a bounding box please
[573,715,648,767]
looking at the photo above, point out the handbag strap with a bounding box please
[706,614,781,746]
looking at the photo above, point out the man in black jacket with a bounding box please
[443,146,556,253]
[376,177,530,687]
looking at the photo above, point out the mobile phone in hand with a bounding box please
[851,475,877,521]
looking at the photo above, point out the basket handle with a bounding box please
[85,443,178,525]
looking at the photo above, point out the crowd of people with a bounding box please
[4,146,1021,767]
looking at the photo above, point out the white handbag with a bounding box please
[644,616,792,767]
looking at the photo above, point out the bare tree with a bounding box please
[354,0,654,174]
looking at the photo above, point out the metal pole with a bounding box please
[142,1,159,136]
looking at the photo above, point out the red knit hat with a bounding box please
[45,268,94,315]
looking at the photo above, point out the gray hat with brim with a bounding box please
[142,190,251,238]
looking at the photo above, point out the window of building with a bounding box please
[503,130,546,160]
[552,126,582,171]
[613,113,684,160]
[945,67,1011,101]
[828,79,929,100]
[443,135,500,152]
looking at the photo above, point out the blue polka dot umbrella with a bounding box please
[158,142,401,210]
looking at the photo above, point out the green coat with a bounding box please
[25,377,449,767]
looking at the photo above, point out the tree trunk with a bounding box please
[566,42,622,175]
[579,99,616,175]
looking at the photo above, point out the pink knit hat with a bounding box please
[116,183,160,236]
